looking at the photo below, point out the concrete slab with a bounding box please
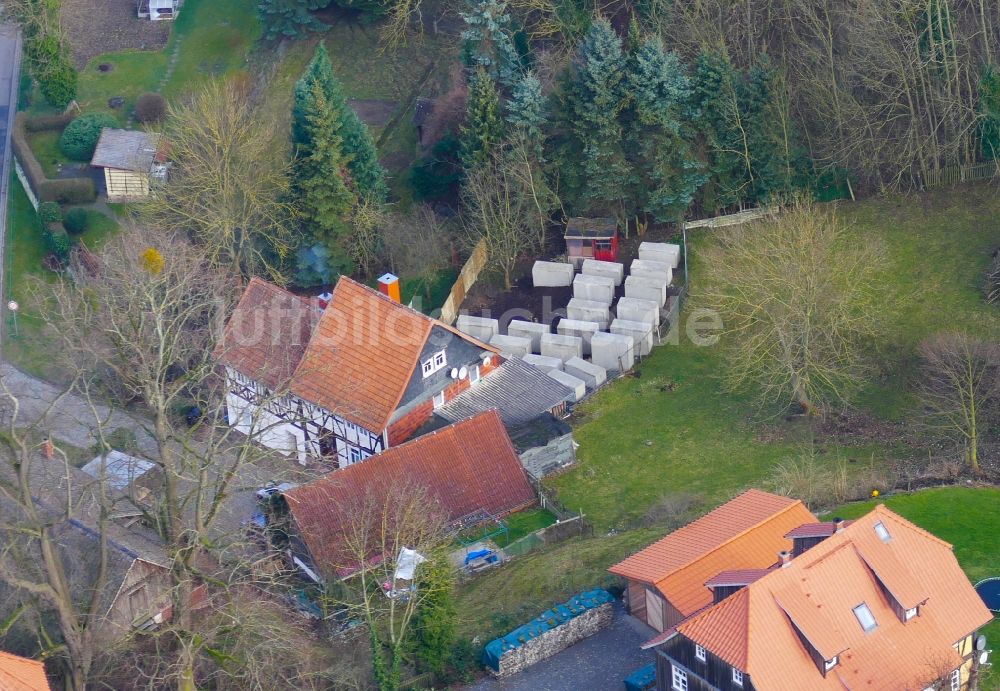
[611,318,654,356]
[506,320,549,354]
[572,273,615,304]
[532,260,575,287]
[546,369,586,402]
[615,297,660,327]
[566,298,610,329]
[556,318,601,356]
[624,274,668,307]
[564,356,607,391]
[638,241,681,269]
[521,353,564,373]
[581,259,624,286]
[489,333,532,358]
[456,315,499,342]
[540,332,584,363]
[591,331,635,373]
[630,259,673,284]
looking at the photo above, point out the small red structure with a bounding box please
[564,217,620,268]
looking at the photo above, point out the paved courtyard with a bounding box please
[466,600,656,691]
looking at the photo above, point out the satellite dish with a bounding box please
[449,368,459,379]
[458,366,468,380]
[481,355,492,367]
[977,635,988,651]
[981,651,990,665]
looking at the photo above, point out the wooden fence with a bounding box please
[684,206,777,230]
[438,238,488,325]
[922,161,1000,188]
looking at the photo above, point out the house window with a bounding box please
[595,239,613,251]
[348,447,363,463]
[421,351,447,378]
[433,391,446,409]
[469,365,481,385]
[695,644,706,662]
[951,668,961,691]
[853,603,878,632]
[873,521,891,542]
[732,668,744,686]
[671,666,688,691]
[825,657,838,672]
[905,606,918,621]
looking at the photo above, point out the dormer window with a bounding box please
[421,351,447,378]
[732,668,744,686]
[905,606,918,621]
[824,657,838,672]
[873,521,891,542]
[695,644,706,661]
[853,603,878,632]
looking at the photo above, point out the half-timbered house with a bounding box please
[216,277,502,467]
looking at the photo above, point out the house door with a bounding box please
[645,589,664,631]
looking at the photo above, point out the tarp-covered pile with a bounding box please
[624,662,656,691]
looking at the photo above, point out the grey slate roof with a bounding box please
[81,450,157,492]
[565,217,617,239]
[436,358,573,427]
[90,128,159,171]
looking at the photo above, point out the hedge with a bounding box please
[22,110,75,132]
[12,113,97,204]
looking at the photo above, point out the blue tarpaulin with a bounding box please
[482,588,614,672]
[624,663,656,691]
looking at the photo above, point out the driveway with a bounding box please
[466,601,657,691]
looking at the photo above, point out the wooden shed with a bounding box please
[564,217,619,268]
[90,128,165,202]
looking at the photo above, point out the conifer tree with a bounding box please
[461,0,522,89]
[461,67,504,167]
[256,0,329,41]
[505,71,545,155]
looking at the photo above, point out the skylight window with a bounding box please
[873,521,891,542]
[853,603,878,632]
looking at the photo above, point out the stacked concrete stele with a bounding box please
[522,353,564,373]
[581,259,624,286]
[489,334,532,358]
[591,331,635,373]
[630,259,673,285]
[556,318,601,356]
[615,296,660,327]
[456,315,499,342]
[546,369,586,402]
[572,274,615,304]
[638,242,681,269]
[506,320,549,354]
[610,318,654,356]
[532,260,575,287]
[624,275,668,308]
[566,298,610,329]
[564,356,607,391]
[540,333,584,363]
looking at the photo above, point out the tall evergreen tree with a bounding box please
[461,68,504,167]
[624,37,706,222]
[293,44,387,203]
[505,71,545,155]
[256,0,329,41]
[461,0,522,89]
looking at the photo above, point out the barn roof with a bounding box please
[0,650,50,691]
[90,128,160,171]
[564,217,617,239]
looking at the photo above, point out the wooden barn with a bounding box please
[90,128,166,202]
[564,217,620,268]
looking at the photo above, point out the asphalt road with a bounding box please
[0,22,20,352]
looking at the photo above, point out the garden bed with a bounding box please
[61,0,170,69]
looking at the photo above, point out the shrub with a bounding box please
[37,53,77,109]
[63,207,88,235]
[134,92,167,124]
[45,226,72,263]
[23,111,75,132]
[38,201,61,225]
[59,113,118,161]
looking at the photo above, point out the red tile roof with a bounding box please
[704,568,772,589]
[785,520,854,539]
[283,410,534,577]
[673,505,993,690]
[0,651,50,691]
[215,278,322,389]
[609,490,816,616]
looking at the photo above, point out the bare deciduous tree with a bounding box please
[917,333,1000,474]
[380,205,452,299]
[697,200,883,413]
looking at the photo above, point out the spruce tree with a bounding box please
[624,37,705,222]
[461,0,522,89]
[256,0,329,42]
[505,70,545,156]
[461,67,504,168]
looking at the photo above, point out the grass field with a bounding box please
[26,130,66,178]
[76,51,169,124]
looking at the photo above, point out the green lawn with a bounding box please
[26,130,67,178]
[830,488,1000,689]
[76,51,169,125]
[496,508,557,547]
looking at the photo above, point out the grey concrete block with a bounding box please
[546,368,586,402]
[521,353,564,373]
[540,332,584,363]
[581,259,624,286]
[566,298,610,329]
[556,318,601,355]
[456,314,499,342]
[615,297,660,327]
[630,259,673,285]
[572,273,615,304]
[610,318,654,356]
[624,274,668,307]
[564,356,607,391]
[638,241,681,269]
[591,331,635,373]
[489,333,532,358]
[532,260,575,287]
[506,320,549,354]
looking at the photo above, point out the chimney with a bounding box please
[834,517,846,533]
[377,273,401,303]
[779,550,792,568]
